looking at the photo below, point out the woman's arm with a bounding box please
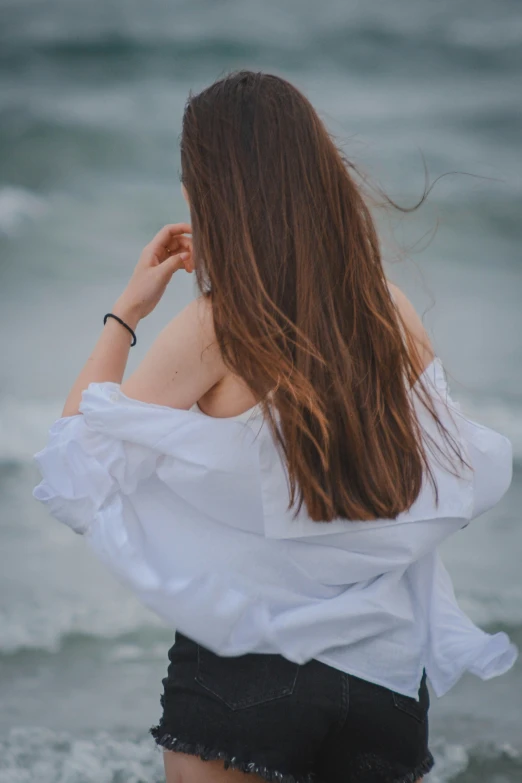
[61,303,140,417]
[61,223,224,417]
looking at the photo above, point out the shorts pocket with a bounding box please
[195,645,300,711]
[391,674,430,723]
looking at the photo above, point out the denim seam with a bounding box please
[391,692,426,723]
[329,671,349,739]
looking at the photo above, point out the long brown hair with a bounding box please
[181,70,468,522]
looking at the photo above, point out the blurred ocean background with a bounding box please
[0,0,521,781]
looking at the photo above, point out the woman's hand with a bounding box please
[113,223,193,326]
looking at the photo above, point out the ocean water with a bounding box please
[1,0,521,780]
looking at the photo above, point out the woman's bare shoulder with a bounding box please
[386,282,436,373]
[120,296,227,409]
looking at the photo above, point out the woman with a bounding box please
[33,71,516,783]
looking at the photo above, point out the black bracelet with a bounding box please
[103,313,137,346]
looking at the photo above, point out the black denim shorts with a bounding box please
[150,631,434,783]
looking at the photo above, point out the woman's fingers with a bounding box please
[139,223,193,271]
[145,224,192,265]
[150,223,192,250]
[161,251,191,277]
[165,235,192,256]
[156,222,192,240]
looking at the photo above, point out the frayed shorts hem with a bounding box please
[345,750,435,783]
[394,752,435,783]
[150,725,318,783]
[150,725,435,783]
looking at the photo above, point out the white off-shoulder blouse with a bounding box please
[32,356,517,699]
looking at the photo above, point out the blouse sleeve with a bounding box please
[32,415,155,534]
[32,396,164,535]
[416,357,513,521]
[449,405,513,520]
[32,382,268,652]
[33,380,260,538]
